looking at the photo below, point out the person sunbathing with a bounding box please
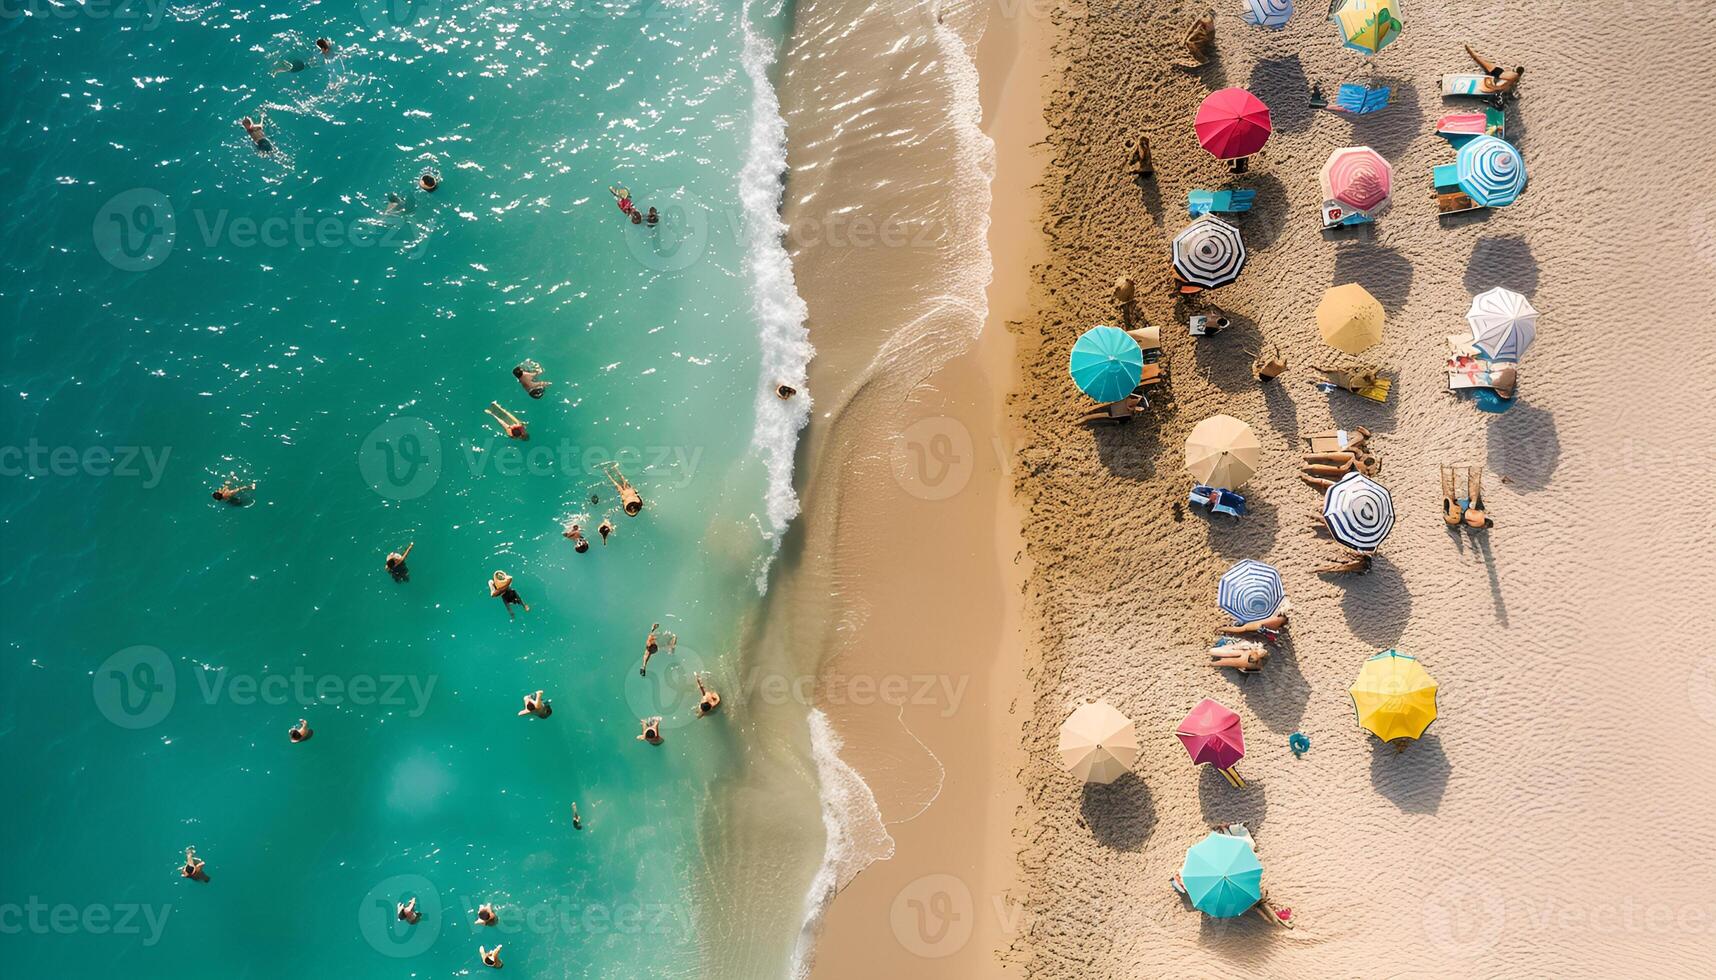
[1464,44,1525,98]
[1217,608,1288,636]
[1208,640,1268,673]
[1079,394,1146,425]
[1303,451,1379,477]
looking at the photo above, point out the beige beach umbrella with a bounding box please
[1058,700,1138,784]
[1317,283,1384,355]
[1185,414,1261,489]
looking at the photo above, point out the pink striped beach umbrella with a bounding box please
[1176,698,1247,787]
[1319,146,1393,219]
[1195,88,1272,160]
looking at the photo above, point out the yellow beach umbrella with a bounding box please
[1350,649,1438,742]
[1317,283,1384,355]
[1185,414,1261,489]
[1057,700,1139,784]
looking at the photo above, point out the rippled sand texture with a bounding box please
[1005,1,1716,976]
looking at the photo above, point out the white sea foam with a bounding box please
[740,0,814,594]
[789,710,896,980]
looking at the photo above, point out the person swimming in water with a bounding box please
[571,802,582,830]
[646,206,659,226]
[289,718,313,743]
[181,846,208,882]
[384,192,415,215]
[637,716,663,744]
[640,623,662,676]
[419,172,439,192]
[775,383,797,400]
[385,542,413,581]
[694,673,721,717]
[517,690,551,718]
[609,185,636,218]
[480,945,503,969]
[484,402,528,440]
[597,519,613,546]
[397,897,421,923]
[211,477,255,505]
[489,571,530,619]
[238,116,273,154]
[316,38,332,57]
[563,522,589,553]
[271,56,307,75]
[601,462,643,516]
[475,904,497,927]
[513,360,550,398]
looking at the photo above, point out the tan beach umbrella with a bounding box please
[1317,283,1384,355]
[1057,701,1138,784]
[1185,414,1261,489]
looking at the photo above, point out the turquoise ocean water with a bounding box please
[0,1,813,976]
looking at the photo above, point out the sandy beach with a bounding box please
[993,1,1716,977]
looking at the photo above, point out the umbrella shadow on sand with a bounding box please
[1369,732,1451,813]
[1337,555,1412,648]
[1233,172,1289,252]
[1333,243,1414,310]
[1247,55,1313,135]
[1090,415,1164,480]
[1464,235,1539,297]
[1197,765,1269,833]
[1216,635,1310,734]
[1079,771,1156,851]
[1346,78,1425,158]
[1187,309,1266,392]
[1486,402,1560,491]
[1201,494,1280,557]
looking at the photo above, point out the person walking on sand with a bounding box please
[485,402,528,440]
[563,522,589,553]
[638,716,663,744]
[397,898,421,923]
[489,571,530,618]
[513,360,550,399]
[386,542,413,580]
[480,945,503,969]
[181,847,207,882]
[694,673,721,717]
[289,718,313,743]
[212,477,255,505]
[475,904,498,926]
[597,519,613,545]
[601,462,643,516]
[517,690,551,718]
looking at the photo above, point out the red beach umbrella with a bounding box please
[1176,698,1247,787]
[1195,88,1272,160]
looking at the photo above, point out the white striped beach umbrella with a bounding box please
[1466,287,1538,362]
[1455,136,1528,208]
[1172,217,1247,290]
[1241,0,1293,30]
[1218,559,1285,623]
[1322,472,1395,552]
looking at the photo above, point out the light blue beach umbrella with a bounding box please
[1181,832,1264,918]
[1218,559,1285,623]
[1069,326,1144,402]
[1322,472,1395,552]
[1455,136,1527,208]
[1241,0,1293,30]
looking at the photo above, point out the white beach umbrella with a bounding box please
[1466,287,1538,363]
[1058,701,1139,784]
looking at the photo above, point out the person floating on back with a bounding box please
[181,847,208,882]
[601,462,643,516]
[485,402,528,440]
[289,718,313,743]
[517,689,551,718]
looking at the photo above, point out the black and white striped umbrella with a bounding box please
[1321,472,1395,552]
[1172,216,1247,290]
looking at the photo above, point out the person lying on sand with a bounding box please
[1079,394,1146,425]
[517,690,551,718]
[602,461,644,516]
[289,718,312,743]
[637,716,663,744]
[1208,640,1268,673]
[1464,44,1525,98]
[513,360,550,399]
[1217,607,1289,636]
[694,673,721,717]
[1303,450,1379,477]
[211,478,255,505]
[489,571,530,618]
[485,402,528,440]
[386,542,413,580]
[181,847,208,882]
[1315,552,1372,575]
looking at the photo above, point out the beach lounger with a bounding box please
[1431,163,1461,192]
[1306,430,1362,454]
[1187,189,1258,216]
[1435,109,1505,148]
[1135,362,1168,392]
[1313,367,1391,403]
[1435,190,1481,216]
[1447,334,1480,357]
[1329,83,1391,115]
[1440,72,1490,97]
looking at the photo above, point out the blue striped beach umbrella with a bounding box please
[1322,472,1395,552]
[1241,0,1293,30]
[1218,559,1285,623]
[1455,135,1527,208]
[1069,326,1144,402]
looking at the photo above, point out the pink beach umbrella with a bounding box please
[1176,699,1246,787]
[1319,146,1393,222]
[1195,88,1272,160]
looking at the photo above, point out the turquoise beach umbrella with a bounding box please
[1180,832,1264,917]
[1069,326,1143,402]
